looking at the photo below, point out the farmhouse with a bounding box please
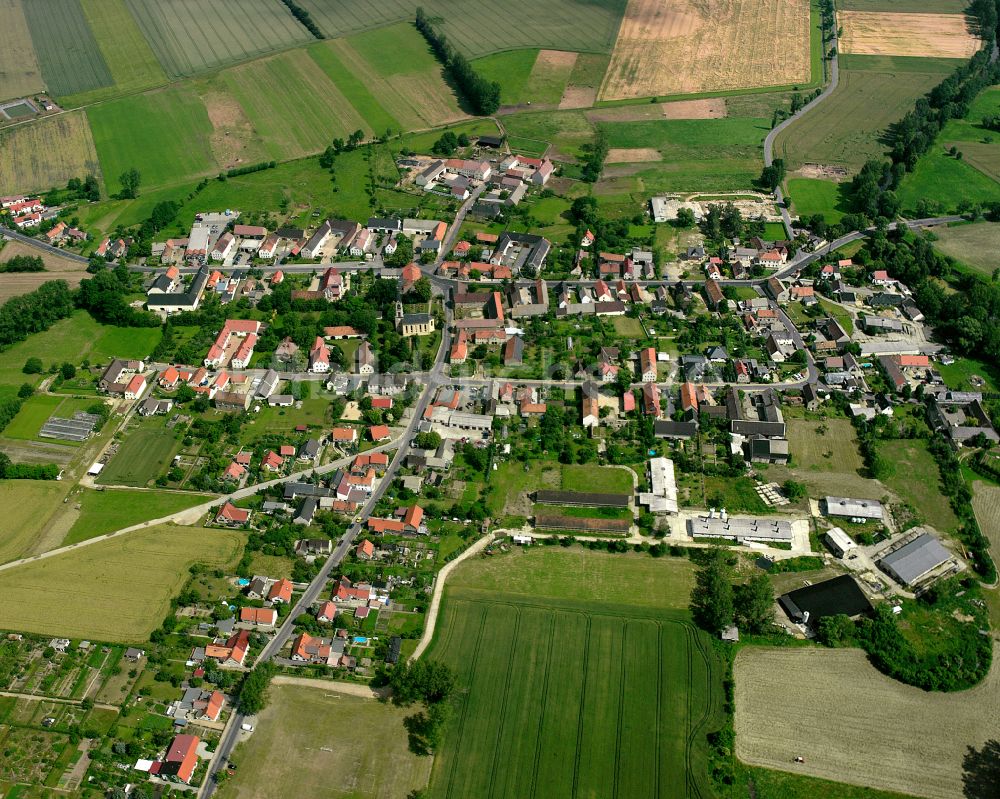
[147,265,210,314]
[159,734,200,784]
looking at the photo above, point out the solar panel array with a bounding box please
[39,412,101,442]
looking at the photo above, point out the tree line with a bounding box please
[0,255,45,273]
[415,8,501,115]
[0,280,75,351]
[279,0,324,39]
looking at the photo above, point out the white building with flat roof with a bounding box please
[824,496,884,521]
[687,515,793,544]
[825,527,856,558]
[638,457,678,514]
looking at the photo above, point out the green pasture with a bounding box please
[63,488,210,545]
[97,417,180,487]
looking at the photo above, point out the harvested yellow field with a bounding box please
[839,11,981,58]
[606,147,661,163]
[0,524,243,642]
[0,239,89,300]
[0,111,100,195]
[0,0,45,100]
[735,646,1000,799]
[588,97,727,122]
[601,0,811,99]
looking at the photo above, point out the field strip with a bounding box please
[838,10,980,58]
[570,612,592,799]
[528,612,556,799]
[612,620,628,799]
[443,602,489,799]
[270,676,384,699]
[410,532,494,660]
[486,606,520,798]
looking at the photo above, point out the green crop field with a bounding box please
[214,49,370,162]
[97,418,181,487]
[930,222,1000,277]
[425,548,719,799]
[0,0,45,99]
[63,0,167,105]
[0,524,242,641]
[123,0,312,78]
[307,43,400,134]
[21,0,113,97]
[0,110,101,195]
[0,481,69,564]
[297,0,625,58]
[774,56,959,172]
[881,439,959,533]
[64,488,211,546]
[88,85,215,193]
[327,24,467,131]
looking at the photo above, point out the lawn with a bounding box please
[880,439,959,532]
[0,524,242,641]
[0,481,69,565]
[787,418,864,476]
[87,85,216,194]
[21,0,113,98]
[124,0,312,78]
[239,397,331,444]
[97,418,181,487]
[786,177,849,223]
[935,355,1000,393]
[486,460,560,519]
[63,488,212,545]
[0,111,101,196]
[774,55,960,172]
[218,684,430,799]
[425,547,721,799]
[611,316,645,337]
[560,463,634,494]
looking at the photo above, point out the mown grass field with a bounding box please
[88,85,215,194]
[426,548,719,799]
[880,439,958,532]
[0,481,68,565]
[897,147,1000,212]
[64,488,211,546]
[0,524,242,641]
[21,0,112,97]
[0,111,100,195]
[787,418,864,475]
[218,685,431,799]
[560,463,634,494]
[473,50,539,106]
[307,42,400,134]
[736,645,1000,799]
[62,0,167,105]
[297,0,625,58]
[123,0,312,78]
[775,55,960,172]
[97,418,181,487]
[787,177,848,222]
[972,481,1000,557]
[930,221,1000,277]
[0,0,45,99]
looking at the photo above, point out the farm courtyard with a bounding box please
[735,645,1000,799]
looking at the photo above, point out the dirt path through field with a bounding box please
[410,532,495,661]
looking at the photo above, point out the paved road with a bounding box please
[764,21,840,237]
[0,226,90,264]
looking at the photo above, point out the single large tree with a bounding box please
[118,167,141,199]
[734,573,775,634]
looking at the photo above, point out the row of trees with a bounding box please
[0,255,44,273]
[415,8,501,115]
[0,451,58,480]
[0,280,75,351]
[279,0,323,38]
[580,129,609,183]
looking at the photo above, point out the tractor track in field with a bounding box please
[528,610,558,799]
[485,605,521,799]
[442,601,489,799]
[612,618,629,799]
[570,612,593,799]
